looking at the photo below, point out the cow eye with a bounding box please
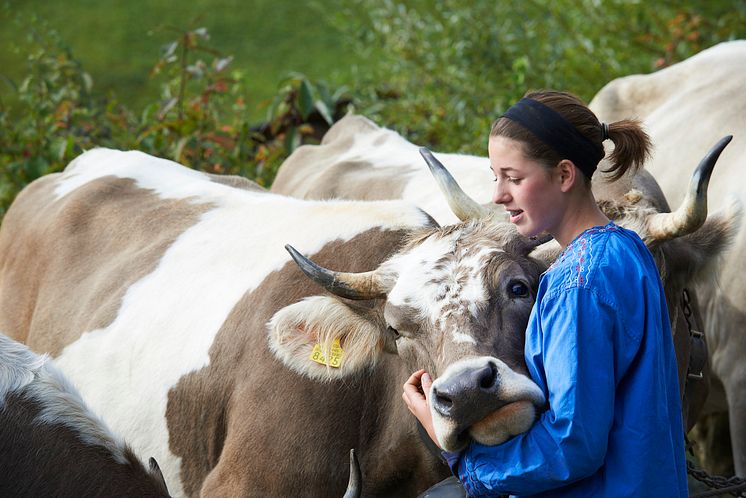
[508,281,529,297]
[387,325,401,340]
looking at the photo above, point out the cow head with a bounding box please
[268,217,547,452]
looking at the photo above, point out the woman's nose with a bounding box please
[492,180,510,204]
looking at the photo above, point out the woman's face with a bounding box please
[489,135,564,238]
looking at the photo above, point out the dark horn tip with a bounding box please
[285,244,302,260]
[285,244,315,274]
[344,448,362,498]
[712,135,733,155]
[419,147,447,176]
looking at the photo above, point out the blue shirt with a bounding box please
[445,222,687,497]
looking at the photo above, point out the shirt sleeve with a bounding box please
[454,287,621,497]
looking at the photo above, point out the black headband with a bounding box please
[501,98,604,178]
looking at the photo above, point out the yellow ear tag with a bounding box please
[310,338,344,368]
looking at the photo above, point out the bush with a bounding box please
[0,19,353,217]
[0,17,109,214]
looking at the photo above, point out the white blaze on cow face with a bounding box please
[385,233,490,328]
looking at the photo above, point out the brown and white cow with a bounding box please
[589,40,746,476]
[0,333,171,497]
[0,148,551,496]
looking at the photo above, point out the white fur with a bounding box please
[450,330,477,345]
[329,117,494,225]
[0,334,47,402]
[48,149,432,497]
[0,334,129,464]
[384,230,493,328]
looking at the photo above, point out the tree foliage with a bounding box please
[329,0,745,153]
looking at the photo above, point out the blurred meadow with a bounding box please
[1,0,744,217]
[0,0,357,119]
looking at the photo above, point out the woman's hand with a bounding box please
[402,369,441,449]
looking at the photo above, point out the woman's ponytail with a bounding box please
[602,119,652,181]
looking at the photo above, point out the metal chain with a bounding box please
[681,289,692,322]
[688,460,746,497]
[682,288,695,330]
[682,289,705,381]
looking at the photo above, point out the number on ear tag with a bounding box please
[309,338,344,368]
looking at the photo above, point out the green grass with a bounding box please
[0,0,358,121]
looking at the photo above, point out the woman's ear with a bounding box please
[557,159,579,192]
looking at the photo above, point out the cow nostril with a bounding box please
[478,363,498,390]
[433,387,453,411]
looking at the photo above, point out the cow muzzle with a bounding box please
[429,356,546,452]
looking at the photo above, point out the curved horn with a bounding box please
[285,245,389,300]
[645,136,732,242]
[342,449,362,498]
[419,148,491,221]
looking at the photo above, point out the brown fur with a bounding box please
[274,156,408,201]
[1,387,169,497]
[0,161,472,496]
[0,175,212,353]
[167,230,448,497]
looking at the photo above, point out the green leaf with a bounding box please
[173,136,189,162]
[23,156,48,182]
[314,99,334,125]
[283,126,300,154]
[298,79,315,120]
[51,137,68,161]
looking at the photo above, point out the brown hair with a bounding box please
[491,90,652,182]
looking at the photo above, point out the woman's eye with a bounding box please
[387,326,401,339]
[509,281,529,297]
[508,177,521,184]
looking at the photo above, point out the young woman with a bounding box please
[402,91,687,497]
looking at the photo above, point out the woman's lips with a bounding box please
[508,209,524,223]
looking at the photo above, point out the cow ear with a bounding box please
[267,296,385,381]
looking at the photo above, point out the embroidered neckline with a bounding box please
[547,221,618,274]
